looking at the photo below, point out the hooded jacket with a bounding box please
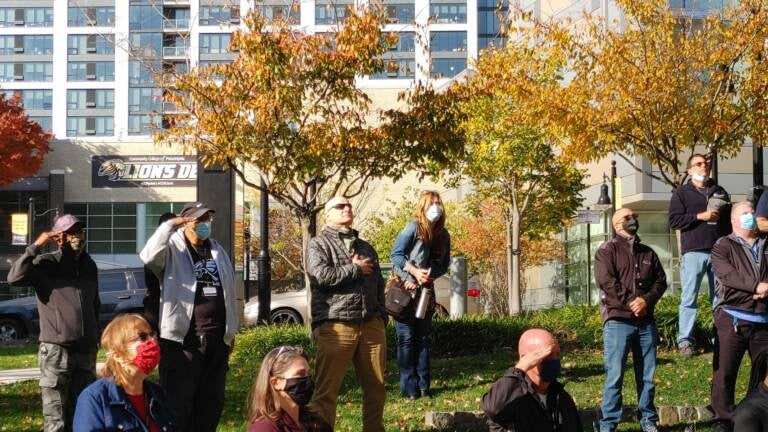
[668,181,732,254]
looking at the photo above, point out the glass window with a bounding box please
[145,203,185,240]
[382,3,414,23]
[430,58,466,78]
[67,62,115,81]
[128,114,162,135]
[430,31,467,52]
[430,3,467,23]
[64,203,138,255]
[66,116,114,137]
[7,90,53,109]
[200,5,241,25]
[371,58,416,79]
[99,273,127,292]
[129,87,163,113]
[130,5,163,30]
[23,62,53,81]
[68,6,115,27]
[254,3,300,24]
[67,89,115,109]
[129,60,160,86]
[200,33,232,54]
[0,35,52,55]
[67,35,115,55]
[315,4,351,25]
[28,115,51,131]
[0,8,52,27]
[391,33,415,52]
[130,33,162,58]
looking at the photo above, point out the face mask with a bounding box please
[283,376,314,406]
[539,358,561,382]
[622,218,639,235]
[132,338,161,375]
[740,213,757,231]
[691,173,710,184]
[425,204,443,223]
[195,221,212,240]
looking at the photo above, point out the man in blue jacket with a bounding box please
[668,153,731,357]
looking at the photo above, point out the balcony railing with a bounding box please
[163,46,189,57]
[163,18,190,31]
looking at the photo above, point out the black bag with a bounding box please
[385,273,413,321]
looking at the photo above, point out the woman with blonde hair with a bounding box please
[74,313,174,431]
[248,345,331,432]
[390,190,451,399]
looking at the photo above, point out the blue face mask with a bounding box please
[195,221,212,240]
[740,213,757,231]
[539,358,561,382]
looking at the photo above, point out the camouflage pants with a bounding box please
[38,342,96,432]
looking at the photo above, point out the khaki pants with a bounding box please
[39,342,96,432]
[309,318,387,432]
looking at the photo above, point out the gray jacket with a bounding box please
[307,226,385,327]
[139,220,238,346]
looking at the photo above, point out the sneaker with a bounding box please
[641,423,658,432]
[679,344,695,358]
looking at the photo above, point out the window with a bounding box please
[7,90,53,109]
[67,89,115,109]
[129,60,159,86]
[254,3,299,24]
[430,31,467,52]
[64,203,137,254]
[391,33,415,52]
[144,203,186,240]
[0,8,52,27]
[68,6,115,27]
[0,35,52,55]
[67,61,115,81]
[430,58,466,78]
[382,3,414,23]
[66,116,114,137]
[371,58,416,79]
[315,3,351,25]
[430,2,468,23]
[68,35,115,55]
[130,5,163,31]
[199,33,232,54]
[200,5,241,25]
[130,33,162,58]
[29,115,51,131]
[128,114,162,135]
[0,62,54,81]
[129,87,163,113]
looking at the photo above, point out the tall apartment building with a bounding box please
[0,0,507,278]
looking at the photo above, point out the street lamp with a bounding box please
[257,177,271,324]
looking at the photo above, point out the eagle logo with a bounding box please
[97,159,127,181]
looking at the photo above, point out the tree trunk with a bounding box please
[508,209,522,315]
[300,216,313,323]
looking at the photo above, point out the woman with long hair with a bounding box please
[248,346,331,431]
[389,191,451,399]
[74,313,174,431]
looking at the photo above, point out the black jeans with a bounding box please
[734,383,768,432]
[711,309,768,422]
[159,335,230,432]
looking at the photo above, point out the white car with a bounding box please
[243,289,309,325]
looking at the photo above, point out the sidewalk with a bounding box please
[0,363,105,385]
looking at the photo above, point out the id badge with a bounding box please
[202,285,217,297]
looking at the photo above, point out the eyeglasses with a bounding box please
[132,331,156,342]
[692,161,710,168]
[196,216,214,223]
[332,203,352,210]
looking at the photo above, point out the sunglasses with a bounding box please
[275,345,303,357]
[132,331,156,342]
[332,203,352,210]
[691,161,710,168]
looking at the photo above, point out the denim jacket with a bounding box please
[390,220,451,283]
[74,378,175,432]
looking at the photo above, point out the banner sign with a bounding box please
[11,213,28,245]
[92,155,197,188]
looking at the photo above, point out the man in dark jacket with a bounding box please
[595,207,667,432]
[710,201,768,432]
[7,214,99,432]
[668,153,731,357]
[307,196,386,432]
[482,328,582,432]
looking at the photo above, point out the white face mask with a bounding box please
[691,173,709,183]
[425,204,443,223]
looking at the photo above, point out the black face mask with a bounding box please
[622,218,639,235]
[283,376,314,406]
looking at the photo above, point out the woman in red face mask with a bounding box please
[74,314,175,431]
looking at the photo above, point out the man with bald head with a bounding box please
[709,201,768,432]
[595,207,667,432]
[481,328,582,432]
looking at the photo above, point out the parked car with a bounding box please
[0,267,147,342]
[243,263,479,326]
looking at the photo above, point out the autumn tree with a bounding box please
[0,94,52,187]
[157,9,464,277]
[506,0,768,186]
[450,48,585,314]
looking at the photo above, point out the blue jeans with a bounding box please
[600,319,658,432]
[394,316,432,397]
[678,250,715,347]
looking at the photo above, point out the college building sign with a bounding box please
[92,155,197,188]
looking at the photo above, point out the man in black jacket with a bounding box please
[710,201,768,432]
[7,214,99,432]
[595,207,667,432]
[669,153,731,357]
[482,328,582,432]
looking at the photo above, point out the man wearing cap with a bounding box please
[7,214,99,432]
[307,196,387,431]
[140,202,237,432]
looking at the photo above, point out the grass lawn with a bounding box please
[0,346,744,431]
[0,344,38,370]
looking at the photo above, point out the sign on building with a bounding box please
[11,213,28,245]
[576,209,603,225]
[92,155,197,188]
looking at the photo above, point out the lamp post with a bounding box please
[257,178,271,324]
[28,197,59,244]
[244,225,251,302]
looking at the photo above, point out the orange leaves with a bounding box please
[0,94,52,186]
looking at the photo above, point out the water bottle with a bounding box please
[415,267,432,319]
